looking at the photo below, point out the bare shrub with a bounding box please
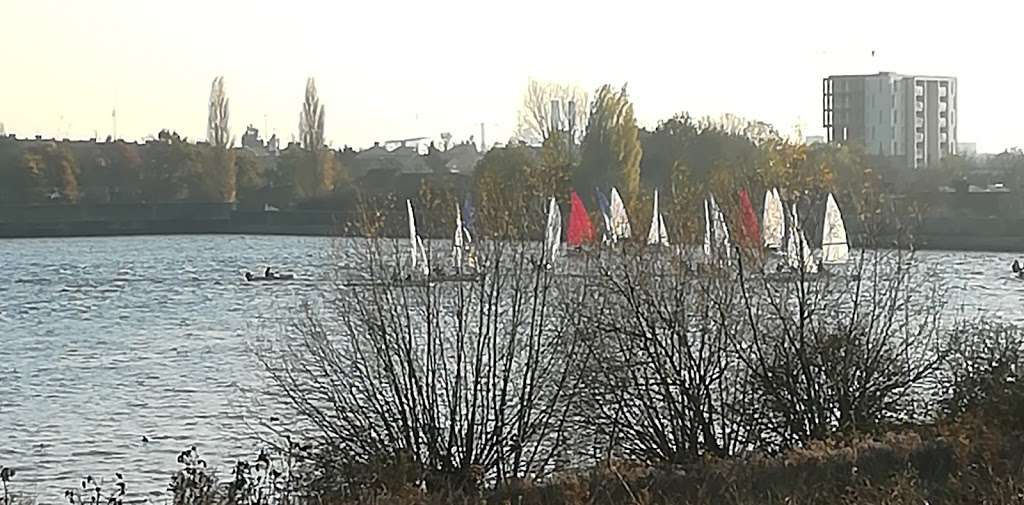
[577,245,950,463]
[732,248,949,448]
[255,239,590,499]
[574,248,757,464]
[942,321,1024,427]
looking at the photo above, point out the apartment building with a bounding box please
[823,72,957,169]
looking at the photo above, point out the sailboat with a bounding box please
[702,194,731,261]
[821,193,850,265]
[646,189,670,246]
[763,188,784,250]
[738,189,761,252]
[784,203,816,274]
[406,200,429,276]
[452,203,467,270]
[461,196,478,270]
[610,187,632,242]
[567,190,596,249]
[543,197,562,268]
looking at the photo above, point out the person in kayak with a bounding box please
[1014,259,1021,273]
[245,272,254,282]
[264,266,274,279]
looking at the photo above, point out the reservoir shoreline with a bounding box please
[4,203,1024,252]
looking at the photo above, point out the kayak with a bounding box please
[245,272,295,282]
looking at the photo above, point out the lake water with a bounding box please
[2,235,1024,502]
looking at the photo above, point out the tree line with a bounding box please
[6,76,1001,233]
[474,79,888,243]
[0,77,344,207]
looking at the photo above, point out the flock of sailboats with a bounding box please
[403,184,851,280]
[760,189,851,274]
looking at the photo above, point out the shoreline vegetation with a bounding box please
[5,230,1024,505]
[5,77,1024,250]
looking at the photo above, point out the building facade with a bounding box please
[823,72,957,169]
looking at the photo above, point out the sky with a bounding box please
[1,0,1020,153]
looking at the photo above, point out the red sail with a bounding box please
[738,189,761,250]
[567,190,596,246]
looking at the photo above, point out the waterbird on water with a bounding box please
[141,435,149,443]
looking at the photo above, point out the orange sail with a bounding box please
[567,190,596,247]
[738,189,761,251]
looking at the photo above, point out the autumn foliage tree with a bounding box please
[1,142,80,204]
[197,76,237,202]
[578,84,642,207]
[295,77,334,199]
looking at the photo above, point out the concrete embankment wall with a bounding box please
[3,203,1024,253]
[0,203,345,238]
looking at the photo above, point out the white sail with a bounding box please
[659,212,667,244]
[406,199,429,276]
[821,193,850,265]
[785,203,817,273]
[417,236,429,275]
[763,188,784,249]
[544,197,562,267]
[647,190,669,246]
[452,203,464,269]
[704,194,731,260]
[711,194,731,258]
[407,200,418,271]
[609,187,632,241]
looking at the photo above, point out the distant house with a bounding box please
[353,142,430,176]
[441,142,482,175]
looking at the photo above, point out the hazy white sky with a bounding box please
[1,0,1020,152]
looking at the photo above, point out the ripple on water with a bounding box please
[3,238,1022,500]
[3,235,341,499]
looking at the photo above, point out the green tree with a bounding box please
[639,113,699,189]
[0,137,22,203]
[109,141,144,202]
[234,148,266,204]
[10,150,46,203]
[578,84,642,206]
[531,130,572,199]
[49,144,79,203]
[140,130,195,202]
[3,143,79,204]
[473,143,538,238]
[190,145,236,202]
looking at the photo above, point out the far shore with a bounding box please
[4,223,1024,254]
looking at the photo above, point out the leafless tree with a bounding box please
[573,249,759,465]
[299,78,325,151]
[207,76,231,148]
[254,238,590,500]
[729,248,949,449]
[515,78,589,148]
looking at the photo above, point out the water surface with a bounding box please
[2,236,1023,501]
